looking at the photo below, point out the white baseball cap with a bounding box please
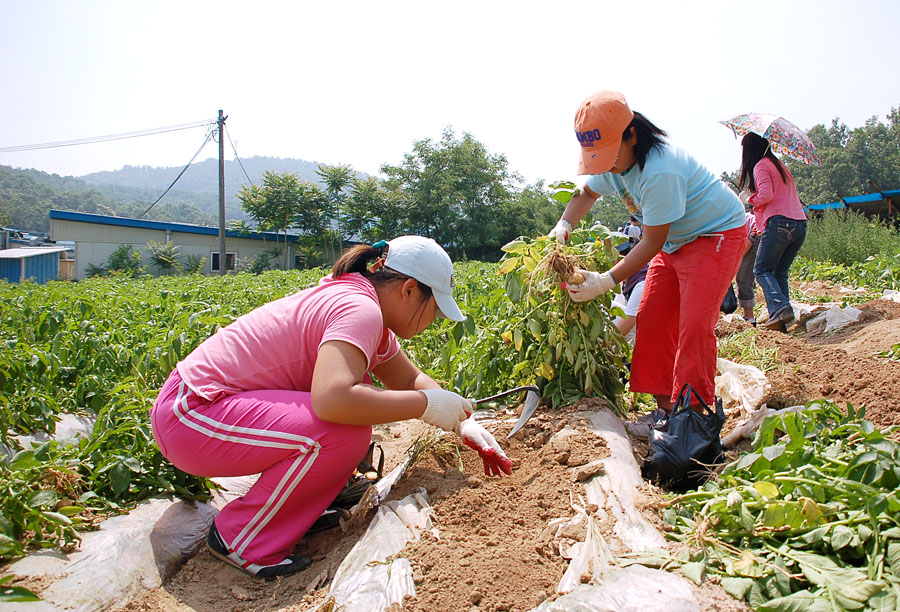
[383,235,465,322]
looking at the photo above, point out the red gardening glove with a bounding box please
[455,417,512,477]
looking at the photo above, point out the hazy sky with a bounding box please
[2,0,899,189]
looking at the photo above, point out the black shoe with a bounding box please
[207,521,310,579]
[763,306,794,330]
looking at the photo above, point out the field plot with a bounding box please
[3,253,900,611]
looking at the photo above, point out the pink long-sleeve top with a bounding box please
[749,158,806,229]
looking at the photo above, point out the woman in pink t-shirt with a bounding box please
[738,133,808,331]
[150,236,511,579]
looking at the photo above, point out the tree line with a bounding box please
[3,104,897,261]
[0,166,216,233]
[237,128,565,263]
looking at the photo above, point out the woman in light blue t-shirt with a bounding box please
[549,90,746,418]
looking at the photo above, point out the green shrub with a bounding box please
[106,244,145,278]
[800,210,900,265]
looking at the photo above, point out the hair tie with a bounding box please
[372,240,387,248]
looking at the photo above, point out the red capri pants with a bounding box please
[629,226,745,406]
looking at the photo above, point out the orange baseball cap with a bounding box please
[575,90,634,175]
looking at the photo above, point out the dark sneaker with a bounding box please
[763,306,794,330]
[207,521,310,580]
[625,409,669,440]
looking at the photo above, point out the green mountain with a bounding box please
[0,157,339,234]
[80,156,327,218]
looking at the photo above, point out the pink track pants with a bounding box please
[629,227,746,406]
[151,369,372,565]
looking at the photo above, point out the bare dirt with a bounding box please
[32,282,900,612]
[717,289,900,431]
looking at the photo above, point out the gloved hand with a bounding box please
[566,269,616,302]
[455,417,512,477]
[739,190,753,205]
[548,219,573,244]
[419,389,473,432]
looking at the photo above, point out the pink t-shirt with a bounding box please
[749,158,806,229]
[177,273,401,400]
[745,212,758,237]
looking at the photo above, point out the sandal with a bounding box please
[331,442,384,510]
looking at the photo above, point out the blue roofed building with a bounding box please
[49,209,302,280]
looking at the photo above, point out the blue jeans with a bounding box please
[736,234,761,309]
[753,215,807,318]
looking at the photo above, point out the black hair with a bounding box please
[332,244,435,327]
[622,111,668,171]
[738,132,787,191]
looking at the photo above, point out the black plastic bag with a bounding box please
[641,384,726,492]
[720,283,738,314]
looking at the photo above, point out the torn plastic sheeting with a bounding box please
[806,305,862,335]
[13,413,96,454]
[542,408,701,611]
[881,289,900,303]
[580,409,666,554]
[533,566,700,612]
[715,358,770,416]
[325,488,435,611]
[5,497,215,612]
[721,404,806,447]
[556,513,615,593]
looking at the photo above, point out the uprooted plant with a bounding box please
[495,223,630,413]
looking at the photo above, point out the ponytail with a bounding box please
[331,243,434,299]
[331,244,385,278]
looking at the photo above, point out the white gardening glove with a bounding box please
[739,190,753,205]
[548,219,573,244]
[455,417,512,476]
[566,269,616,302]
[419,389,472,432]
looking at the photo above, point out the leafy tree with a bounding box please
[183,253,206,274]
[494,181,566,253]
[237,171,303,269]
[316,164,355,252]
[380,128,517,260]
[291,181,333,262]
[788,106,900,206]
[227,219,254,234]
[343,176,407,244]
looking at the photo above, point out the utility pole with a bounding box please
[217,110,227,275]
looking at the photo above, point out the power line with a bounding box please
[225,125,253,186]
[141,128,216,218]
[0,119,216,153]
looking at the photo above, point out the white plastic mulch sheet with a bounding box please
[5,498,215,612]
[322,458,435,611]
[805,305,862,335]
[321,408,702,612]
[536,409,699,612]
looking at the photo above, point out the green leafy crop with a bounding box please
[659,401,900,611]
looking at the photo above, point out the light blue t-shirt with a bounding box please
[586,143,745,253]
